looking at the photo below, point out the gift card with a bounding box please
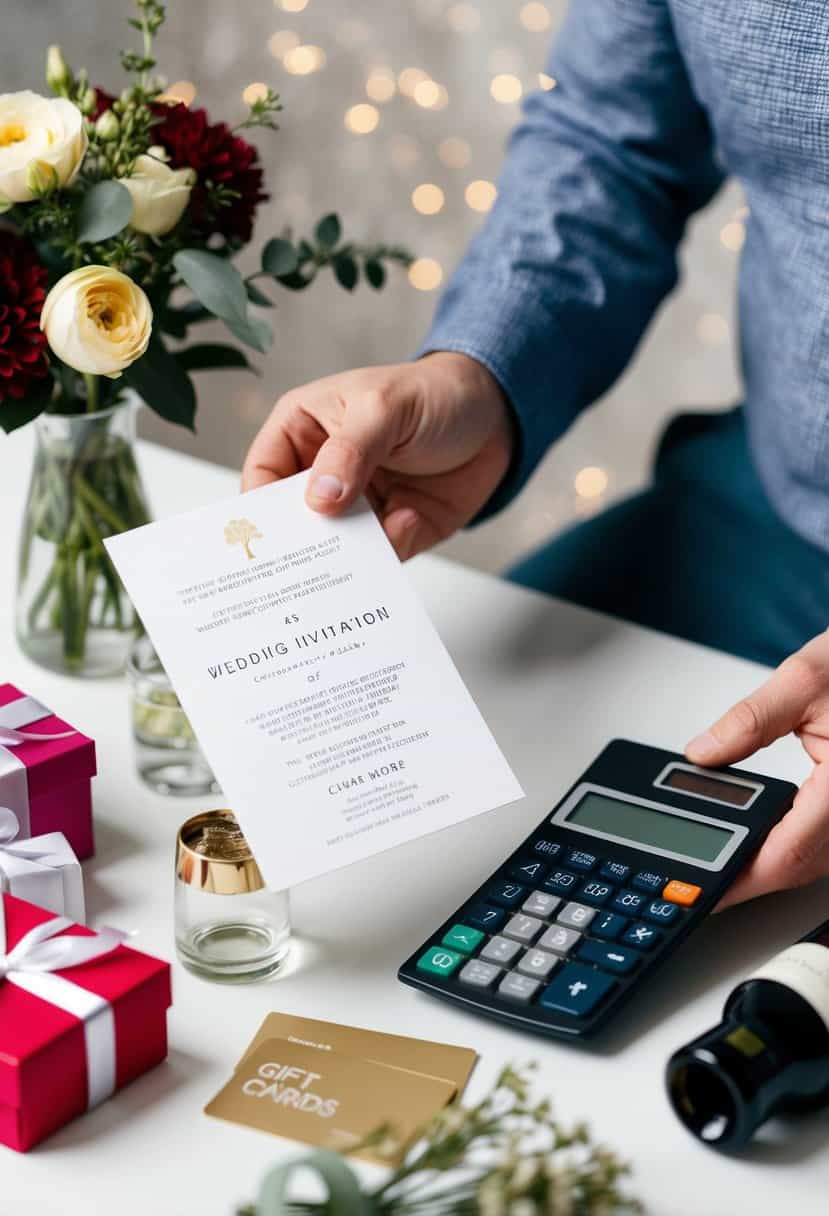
[238,1012,477,1095]
[205,1036,456,1163]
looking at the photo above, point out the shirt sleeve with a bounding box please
[418,0,724,517]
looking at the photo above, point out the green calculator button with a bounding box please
[417,946,463,976]
[442,925,485,954]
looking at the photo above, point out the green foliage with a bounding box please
[315,212,341,251]
[123,331,196,429]
[173,249,272,354]
[76,180,133,243]
[235,86,282,133]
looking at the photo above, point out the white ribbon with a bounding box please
[0,897,126,1108]
[0,695,76,839]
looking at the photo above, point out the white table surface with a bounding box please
[1,430,828,1216]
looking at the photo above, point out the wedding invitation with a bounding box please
[105,472,522,889]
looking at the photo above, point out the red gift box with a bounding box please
[0,893,172,1152]
[0,683,96,860]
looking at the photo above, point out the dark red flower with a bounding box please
[93,89,268,243]
[0,233,50,406]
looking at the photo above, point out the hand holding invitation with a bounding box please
[106,472,522,889]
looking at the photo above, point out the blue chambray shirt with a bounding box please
[421,0,829,551]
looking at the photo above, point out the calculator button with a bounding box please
[503,914,544,944]
[622,922,663,951]
[612,889,646,915]
[442,925,485,954]
[522,891,561,920]
[544,870,579,895]
[464,904,506,933]
[459,960,501,989]
[557,901,596,931]
[577,940,639,974]
[532,838,564,859]
[539,963,617,1018]
[480,935,522,965]
[591,911,628,942]
[517,948,559,979]
[512,859,548,885]
[632,871,666,894]
[600,860,631,883]
[663,879,702,907]
[643,899,680,926]
[498,972,541,1002]
[417,946,462,977]
[488,881,526,908]
[566,848,598,872]
[578,880,613,907]
[538,924,581,956]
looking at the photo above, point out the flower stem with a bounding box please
[83,372,99,413]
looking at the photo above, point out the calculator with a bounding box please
[398,740,797,1039]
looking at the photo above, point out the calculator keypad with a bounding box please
[415,837,698,1023]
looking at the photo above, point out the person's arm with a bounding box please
[421,0,724,514]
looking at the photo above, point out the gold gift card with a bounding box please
[238,1012,478,1095]
[205,1036,457,1162]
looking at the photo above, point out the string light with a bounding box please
[282,44,326,74]
[720,220,745,252]
[408,258,443,290]
[366,69,396,102]
[268,30,299,58]
[398,67,429,97]
[465,179,497,212]
[574,466,609,498]
[344,103,380,134]
[446,3,480,32]
[158,80,196,105]
[242,82,269,105]
[276,0,308,10]
[412,183,445,215]
[538,72,557,90]
[519,2,551,31]
[413,79,448,109]
[696,313,730,345]
[438,136,471,168]
[490,74,523,103]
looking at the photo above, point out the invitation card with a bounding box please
[106,472,522,889]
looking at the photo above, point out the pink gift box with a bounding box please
[0,684,96,860]
[0,893,171,1152]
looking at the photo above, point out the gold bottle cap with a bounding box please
[176,809,265,895]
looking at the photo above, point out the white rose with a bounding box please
[0,90,87,203]
[120,147,196,236]
[41,266,152,377]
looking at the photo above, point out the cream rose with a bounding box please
[120,147,196,237]
[0,91,87,203]
[41,266,152,377]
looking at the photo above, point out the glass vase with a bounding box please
[15,400,150,678]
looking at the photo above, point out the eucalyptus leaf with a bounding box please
[223,311,273,354]
[333,253,359,291]
[123,333,196,430]
[314,213,341,250]
[261,237,299,277]
[256,1151,369,1216]
[175,344,256,373]
[76,180,133,243]
[0,387,52,434]
[365,258,385,289]
[245,282,274,308]
[173,249,270,353]
[275,270,314,291]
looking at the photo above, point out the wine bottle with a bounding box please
[666,917,829,1150]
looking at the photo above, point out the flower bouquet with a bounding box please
[1,0,409,676]
[239,1066,642,1216]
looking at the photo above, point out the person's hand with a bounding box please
[242,352,514,560]
[685,630,829,908]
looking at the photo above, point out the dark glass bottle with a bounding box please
[666,918,829,1150]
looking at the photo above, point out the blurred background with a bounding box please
[5,0,745,573]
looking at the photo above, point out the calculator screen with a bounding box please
[565,791,736,864]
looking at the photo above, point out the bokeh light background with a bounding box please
[4,0,744,571]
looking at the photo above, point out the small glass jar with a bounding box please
[175,809,290,983]
[129,635,219,797]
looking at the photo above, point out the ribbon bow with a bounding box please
[0,694,77,840]
[0,807,55,865]
[0,896,126,1106]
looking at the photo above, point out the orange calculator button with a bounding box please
[663,880,702,907]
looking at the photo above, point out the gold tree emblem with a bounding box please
[224,518,263,561]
